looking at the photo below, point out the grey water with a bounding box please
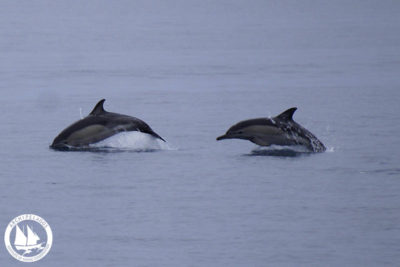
[1,1,400,266]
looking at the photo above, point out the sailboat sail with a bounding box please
[14,224,44,255]
[26,226,40,245]
[14,225,27,246]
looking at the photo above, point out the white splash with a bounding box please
[90,131,173,151]
[326,146,335,153]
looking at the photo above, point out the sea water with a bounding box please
[0,1,399,266]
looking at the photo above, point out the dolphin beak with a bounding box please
[157,136,166,142]
[150,131,166,142]
[216,134,229,141]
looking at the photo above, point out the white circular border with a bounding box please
[4,214,53,262]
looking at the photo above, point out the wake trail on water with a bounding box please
[248,145,317,157]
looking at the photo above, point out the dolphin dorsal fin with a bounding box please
[276,107,297,121]
[90,99,106,115]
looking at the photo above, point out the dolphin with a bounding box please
[50,99,165,150]
[216,107,326,152]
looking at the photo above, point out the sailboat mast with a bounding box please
[25,225,28,246]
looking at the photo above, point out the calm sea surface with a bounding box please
[1,1,399,266]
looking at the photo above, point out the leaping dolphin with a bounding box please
[216,107,326,152]
[50,99,165,150]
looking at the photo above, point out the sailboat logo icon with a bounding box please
[4,214,53,262]
[14,224,44,255]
